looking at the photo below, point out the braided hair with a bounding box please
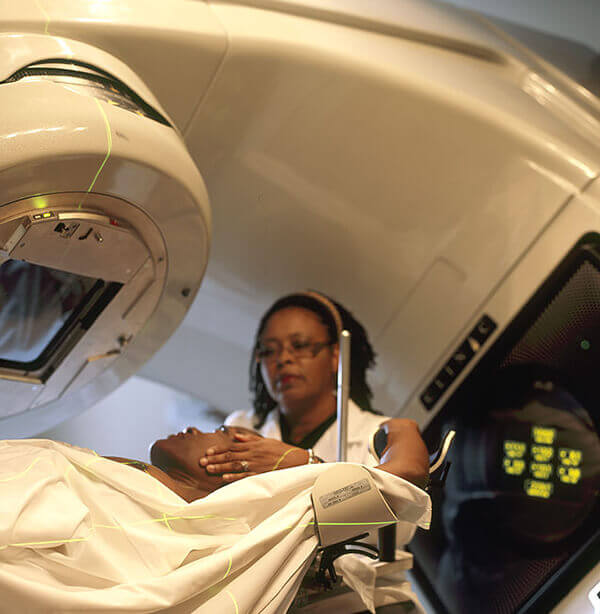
[249,292,378,429]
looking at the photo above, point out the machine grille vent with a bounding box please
[503,261,600,374]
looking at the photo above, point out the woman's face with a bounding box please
[150,426,258,482]
[258,307,338,412]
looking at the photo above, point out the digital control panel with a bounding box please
[502,425,584,499]
[420,314,497,410]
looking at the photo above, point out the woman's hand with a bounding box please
[199,433,309,483]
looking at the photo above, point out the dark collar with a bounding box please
[278,411,337,449]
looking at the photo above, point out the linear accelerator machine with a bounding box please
[0,1,599,613]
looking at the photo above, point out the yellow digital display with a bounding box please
[532,426,556,445]
[531,445,554,462]
[502,427,584,499]
[558,466,582,484]
[530,462,552,480]
[524,479,553,499]
[504,441,527,458]
[559,448,582,467]
[503,458,526,475]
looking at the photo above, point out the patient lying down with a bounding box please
[110,419,429,502]
[0,423,430,613]
[107,425,265,502]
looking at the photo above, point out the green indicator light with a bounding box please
[42,211,53,218]
[530,462,553,480]
[32,196,48,209]
[558,466,582,484]
[503,458,525,475]
[532,426,556,445]
[559,448,583,466]
[524,479,553,499]
[580,340,591,350]
[504,440,527,458]
[531,445,554,462]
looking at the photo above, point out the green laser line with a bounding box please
[78,98,112,209]
[9,536,90,548]
[225,589,239,614]
[222,552,232,580]
[90,513,241,532]
[302,521,399,527]
[33,0,50,35]
[0,457,43,482]
[162,513,173,532]
[272,448,295,471]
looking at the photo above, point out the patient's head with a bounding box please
[150,426,260,492]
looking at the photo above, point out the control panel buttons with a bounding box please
[420,383,443,409]
[469,314,496,345]
[448,340,475,374]
[420,314,497,411]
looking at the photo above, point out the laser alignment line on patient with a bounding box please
[1,455,399,549]
[0,456,44,482]
[222,552,233,580]
[303,521,400,526]
[0,509,399,552]
[78,98,112,209]
[2,511,241,549]
[9,536,90,548]
[162,513,173,532]
[272,448,295,470]
[225,589,239,614]
[5,526,98,550]
[91,513,241,532]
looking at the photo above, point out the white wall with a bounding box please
[38,376,223,462]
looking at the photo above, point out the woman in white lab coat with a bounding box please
[201,291,428,487]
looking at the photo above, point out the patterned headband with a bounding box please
[299,290,343,339]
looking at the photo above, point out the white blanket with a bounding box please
[0,439,431,613]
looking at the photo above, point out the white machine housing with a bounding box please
[0,40,210,436]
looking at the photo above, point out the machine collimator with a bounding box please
[0,50,211,437]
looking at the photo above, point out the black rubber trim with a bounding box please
[2,59,170,127]
[80,282,122,330]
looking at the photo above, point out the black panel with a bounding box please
[420,314,497,410]
[410,233,600,614]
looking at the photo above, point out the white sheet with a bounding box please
[0,439,431,613]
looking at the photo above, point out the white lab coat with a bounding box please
[225,400,388,467]
[0,439,430,614]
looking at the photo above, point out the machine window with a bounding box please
[0,260,100,367]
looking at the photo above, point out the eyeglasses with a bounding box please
[256,339,333,363]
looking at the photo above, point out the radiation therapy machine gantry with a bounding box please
[0,1,599,613]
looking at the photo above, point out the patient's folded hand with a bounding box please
[200,435,309,482]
